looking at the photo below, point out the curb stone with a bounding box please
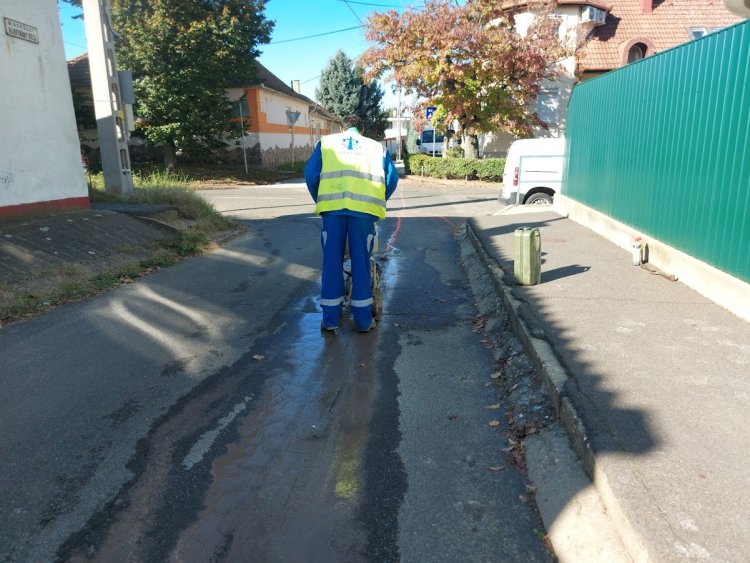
[463,222,643,562]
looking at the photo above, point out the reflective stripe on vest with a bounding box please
[320,170,386,184]
[316,133,387,219]
[317,191,386,208]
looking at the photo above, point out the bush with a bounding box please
[445,146,464,158]
[405,154,505,182]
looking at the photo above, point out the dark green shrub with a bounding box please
[474,158,505,181]
[404,154,505,182]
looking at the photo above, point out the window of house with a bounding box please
[536,87,561,126]
[689,27,720,39]
[627,43,646,63]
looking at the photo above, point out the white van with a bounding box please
[416,127,446,156]
[501,138,565,205]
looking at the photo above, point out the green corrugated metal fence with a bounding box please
[563,20,750,283]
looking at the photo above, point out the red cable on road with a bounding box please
[386,180,458,251]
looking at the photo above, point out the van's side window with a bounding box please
[421,130,445,143]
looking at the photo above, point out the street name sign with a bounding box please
[4,18,39,44]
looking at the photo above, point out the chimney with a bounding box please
[640,0,653,13]
[291,80,300,93]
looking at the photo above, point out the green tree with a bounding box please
[316,50,387,139]
[64,0,273,167]
[357,77,387,139]
[361,0,565,158]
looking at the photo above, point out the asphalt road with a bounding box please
[0,179,551,561]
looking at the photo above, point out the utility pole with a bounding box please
[82,0,134,197]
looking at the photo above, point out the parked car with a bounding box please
[501,138,565,205]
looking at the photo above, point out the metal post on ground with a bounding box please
[397,89,402,161]
[237,96,249,175]
[286,110,300,169]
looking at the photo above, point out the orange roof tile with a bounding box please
[578,0,743,71]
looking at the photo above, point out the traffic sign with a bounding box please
[426,106,436,120]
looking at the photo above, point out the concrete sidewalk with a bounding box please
[468,209,750,562]
[0,206,172,285]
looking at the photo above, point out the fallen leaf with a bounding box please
[519,494,528,503]
[484,403,501,410]
[502,446,514,452]
[359,363,366,367]
[472,316,487,331]
[394,322,400,327]
[484,382,493,387]
[490,372,502,379]
[488,466,506,472]
[252,354,265,361]
[488,420,501,427]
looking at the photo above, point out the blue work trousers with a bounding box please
[320,214,376,331]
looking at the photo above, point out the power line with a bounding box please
[342,0,364,25]
[64,40,88,50]
[267,25,363,45]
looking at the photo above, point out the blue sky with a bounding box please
[58,0,429,109]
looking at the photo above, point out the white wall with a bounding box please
[258,89,312,146]
[0,0,87,211]
[479,131,515,158]
[513,6,586,137]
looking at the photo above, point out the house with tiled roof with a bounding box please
[499,0,743,137]
[227,59,343,166]
[68,55,342,167]
[577,0,743,80]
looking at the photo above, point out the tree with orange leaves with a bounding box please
[360,0,565,158]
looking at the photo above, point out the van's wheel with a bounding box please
[525,193,553,205]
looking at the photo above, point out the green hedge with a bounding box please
[404,154,504,182]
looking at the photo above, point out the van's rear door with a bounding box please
[518,154,564,192]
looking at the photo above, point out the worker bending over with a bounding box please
[304,115,399,333]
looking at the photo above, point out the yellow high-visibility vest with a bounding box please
[316,132,387,219]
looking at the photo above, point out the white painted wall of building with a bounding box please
[514,6,585,137]
[257,89,338,151]
[0,0,87,209]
